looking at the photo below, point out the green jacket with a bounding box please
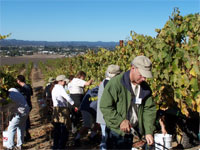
[100,70,156,136]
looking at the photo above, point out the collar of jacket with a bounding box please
[120,70,152,100]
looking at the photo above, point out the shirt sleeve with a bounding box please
[60,86,74,105]
[77,78,86,87]
[100,83,124,129]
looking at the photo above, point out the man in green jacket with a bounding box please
[100,55,157,149]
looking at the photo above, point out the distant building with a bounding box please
[26,51,33,55]
[38,51,49,54]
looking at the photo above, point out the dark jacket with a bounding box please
[80,86,98,118]
[19,84,33,109]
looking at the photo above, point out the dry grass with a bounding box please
[0,54,64,66]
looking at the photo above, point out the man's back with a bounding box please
[9,88,30,115]
[19,84,33,108]
[43,84,52,99]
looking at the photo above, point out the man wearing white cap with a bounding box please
[51,75,77,149]
[100,56,157,149]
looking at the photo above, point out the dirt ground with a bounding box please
[22,64,100,150]
[22,65,52,149]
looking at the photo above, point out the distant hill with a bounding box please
[0,39,119,48]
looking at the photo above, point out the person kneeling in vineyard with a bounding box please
[1,88,30,150]
[156,85,200,149]
[74,86,100,146]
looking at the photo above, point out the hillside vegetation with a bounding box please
[38,9,200,116]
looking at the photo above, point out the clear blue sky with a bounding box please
[0,0,199,42]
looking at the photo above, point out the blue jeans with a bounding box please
[7,114,28,148]
[106,127,133,149]
[100,124,107,150]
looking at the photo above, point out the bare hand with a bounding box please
[145,134,154,145]
[85,79,93,86]
[120,119,131,133]
[74,107,78,112]
[89,79,93,85]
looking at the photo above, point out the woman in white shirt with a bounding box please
[68,71,93,133]
[51,75,77,149]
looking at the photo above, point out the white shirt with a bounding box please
[8,88,30,115]
[68,78,86,94]
[52,84,74,107]
[127,84,141,127]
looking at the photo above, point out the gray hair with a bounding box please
[105,71,117,79]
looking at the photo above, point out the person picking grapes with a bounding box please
[100,56,157,149]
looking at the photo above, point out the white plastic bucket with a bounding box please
[154,133,172,150]
[3,131,9,148]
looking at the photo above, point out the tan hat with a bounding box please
[131,56,152,78]
[48,77,55,83]
[64,78,70,84]
[56,75,66,81]
[106,65,121,78]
